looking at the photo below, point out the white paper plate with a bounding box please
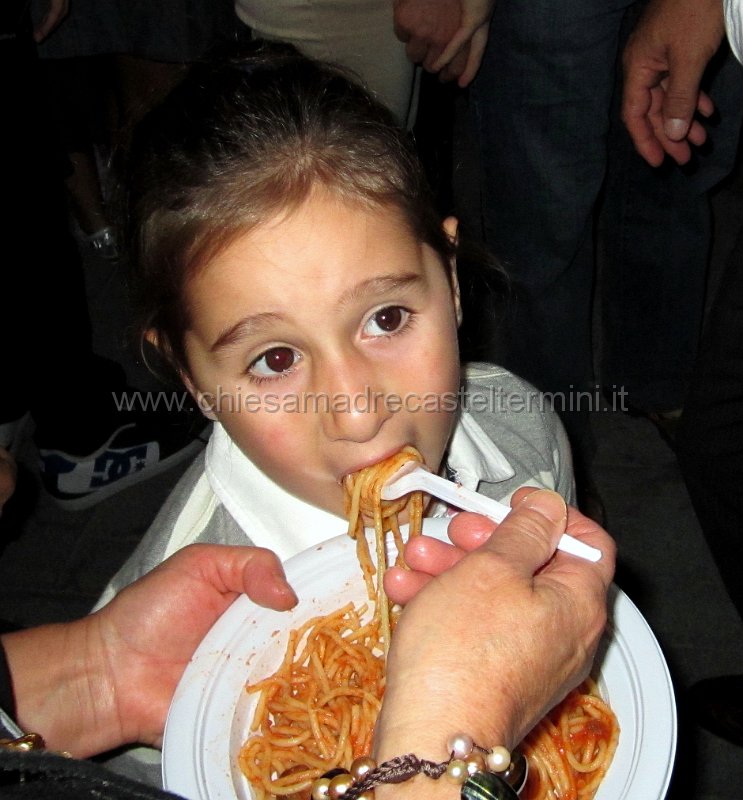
[162,519,676,800]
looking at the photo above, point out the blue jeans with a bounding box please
[601,27,743,412]
[465,0,743,447]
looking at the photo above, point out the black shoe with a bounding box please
[688,675,743,747]
[39,414,209,510]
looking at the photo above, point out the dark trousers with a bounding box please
[0,8,127,454]
[463,0,743,451]
[676,243,743,620]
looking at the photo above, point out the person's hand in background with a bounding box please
[393,0,494,86]
[621,0,724,166]
[33,0,69,43]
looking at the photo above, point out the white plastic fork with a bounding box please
[381,462,602,562]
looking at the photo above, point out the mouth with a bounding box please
[337,445,413,485]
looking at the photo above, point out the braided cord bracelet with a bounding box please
[310,734,527,800]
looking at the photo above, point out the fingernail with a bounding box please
[271,564,298,605]
[664,118,687,140]
[280,576,298,603]
[520,489,567,524]
[279,584,299,607]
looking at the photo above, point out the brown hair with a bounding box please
[122,41,455,377]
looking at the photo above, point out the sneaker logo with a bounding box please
[44,443,161,495]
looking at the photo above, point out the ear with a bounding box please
[442,216,463,327]
[179,372,218,421]
[144,328,159,350]
[147,329,219,421]
[182,375,219,421]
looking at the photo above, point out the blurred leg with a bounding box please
[676,242,743,619]
[679,234,743,748]
[468,0,635,452]
[1,14,203,509]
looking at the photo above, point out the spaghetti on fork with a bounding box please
[342,445,425,652]
[239,447,425,798]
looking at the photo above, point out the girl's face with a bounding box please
[182,190,462,518]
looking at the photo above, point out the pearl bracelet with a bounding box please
[310,734,527,800]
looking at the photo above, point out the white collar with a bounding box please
[205,423,347,561]
[204,411,514,561]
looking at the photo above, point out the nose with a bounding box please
[316,351,393,443]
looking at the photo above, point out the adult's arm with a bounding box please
[377,488,615,798]
[2,544,296,757]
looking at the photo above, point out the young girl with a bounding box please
[97,40,574,604]
[93,39,575,786]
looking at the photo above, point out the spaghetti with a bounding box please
[521,678,620,800]
[239,448,620,800]
[342,445,425,652]
[238,603,384,799]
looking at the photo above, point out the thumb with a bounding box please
[480,488,568,573]
[239,548,298,610]
[661,59,705,141]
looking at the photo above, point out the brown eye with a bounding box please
[264,347,295,372]
[250,346,299,377]
[365,306,409,337]
[375,307,402,331]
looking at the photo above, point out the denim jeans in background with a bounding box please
[601,32,743,413]
[461,0,743,453]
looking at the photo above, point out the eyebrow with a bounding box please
[210,272,423,353]
[210,311,285,352]
[338,273,423,306]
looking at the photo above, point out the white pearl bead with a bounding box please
[350,756,376,780]
[445,758,469,784]
[486,745,511,773]
[446,732,474,759]
[465,752,486,775]
[328,773,354,798]
[311,778,331,800]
